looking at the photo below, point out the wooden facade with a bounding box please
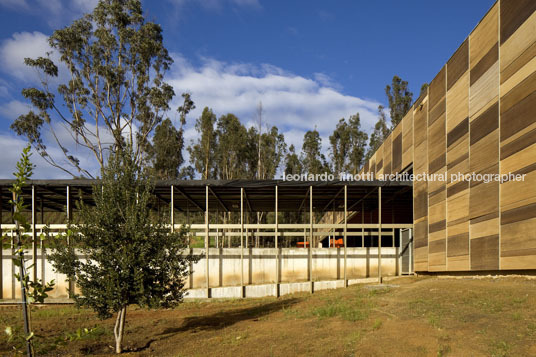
[361,0,536,272]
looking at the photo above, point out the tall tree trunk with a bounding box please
[114,306,127,354]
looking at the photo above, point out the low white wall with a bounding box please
[1,247,398,299]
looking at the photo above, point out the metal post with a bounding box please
[205,186,210,298]
[0,186,3,300]
[309,186,313,293]
[378,186,382,284]
[344,185,348,287]
[240,187,245,298]
[170,185,174,233]
[361,201,365,248]
[32,185,37,282]
[67,185,75,297]
[275,185,279,297]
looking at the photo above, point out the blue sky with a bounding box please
[0,0,496,178]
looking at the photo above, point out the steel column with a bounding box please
[309,185,313,293]
[240,187,245,298]
[275,185,279,296]
[205,185,210,298]
[344,185,347,287]
[378,186,382,284]
[32,185,37,282]
[170,185,174,233]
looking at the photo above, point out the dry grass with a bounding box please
[1,276,536,356]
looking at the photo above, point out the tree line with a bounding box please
[147,75,413,182]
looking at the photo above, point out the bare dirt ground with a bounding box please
[1,276,536,356]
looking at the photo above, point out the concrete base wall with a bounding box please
[1,247,399,299]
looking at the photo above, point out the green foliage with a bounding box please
[11,0,177,177]
[329,113,368,175]
[215,113,249,180]
[420,83,429,98]
[301,128,329,175]
[284,144,302,176]
[4,144,56,355]
[385,75,413,128]
[48,147,198,319]
[366,105,390,160]
[188,107,218,179]
[148,93,195,179]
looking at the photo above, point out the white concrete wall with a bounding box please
[1,247,398,299]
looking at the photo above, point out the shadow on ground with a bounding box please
[162,298,301,335]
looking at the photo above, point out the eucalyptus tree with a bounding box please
[11,0,180,177]
[301,128,329,175]
[366,105,390,159]
[214,114,249,180]
[385,75,413,128]
[285,144,303,176]
[188,107,217,179]
[329,113,368,175]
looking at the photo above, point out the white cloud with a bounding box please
[0,31,53,82]
[0,99,31,120]
[0,134,73,179]
[168,55,381,160]
[0,0,98,26]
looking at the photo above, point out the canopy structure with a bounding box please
[0,179,412,215]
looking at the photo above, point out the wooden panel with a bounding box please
[500,70,536,114]
[448,190,469,223]
[414,217,428,272]
[470,103,498,145]
[429,66,446,114]
[471,217,499,239]
[470,43,498,85]
[447,39,469,90]
[447,117,469,148]
[500,90,536,142]
[447,232,469,257]
[470,130,499,175]
[470,235,499,270]
[392,133,402,173]
[501,142,536,174]
[501,164,536,213]
[413,98,428,148]
[402,110,413,169]
[500,0,536,45]
[446,72,469,132]
[500,217,536,269]
[469,62,499,119]
[470,180,499,219]
[500,9,536,81]
[500,56,536,96]
[383,135,392,175]
[414,183,428,220]
[469,3,498,69]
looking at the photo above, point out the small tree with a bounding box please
[48,147,197,354]
[4,145,55,356]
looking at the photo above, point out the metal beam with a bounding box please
[298,188,310,213]
[243,188,253,213]
[175,186,204,211]
[321,186,344,212]
[208,186,229,212]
